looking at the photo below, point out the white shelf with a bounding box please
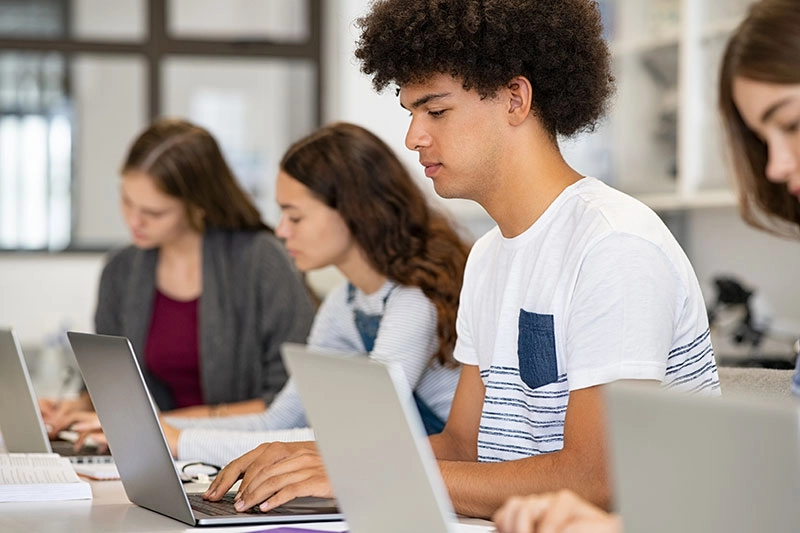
[637,188,737,211]
[700,16,743,41]
[610,28,680,57]
[563,0,756,212]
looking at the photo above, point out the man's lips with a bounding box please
[421,161,442,177]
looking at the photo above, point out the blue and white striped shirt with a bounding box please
[455,178,720,462]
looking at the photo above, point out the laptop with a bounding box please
[281,343,458,533]
[606,382,800,533]
[0,327,111,462]
[66,331,342,527]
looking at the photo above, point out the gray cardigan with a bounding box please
[94,228,315,410]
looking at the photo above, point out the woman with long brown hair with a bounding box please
[41,118,315,435]
[164,122,470,466]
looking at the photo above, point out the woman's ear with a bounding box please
[188,205,206,232]
[506,75,533,126]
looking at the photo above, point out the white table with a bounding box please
[0,479,495,533]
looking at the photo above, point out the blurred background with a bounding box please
[0,0,797,386]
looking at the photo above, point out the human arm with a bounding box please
[199,384,610,516]
[493,490,623,533]
[161,398,265,418]
[173,426,315,465]
[436,382,611,519]
[428,364,483,461]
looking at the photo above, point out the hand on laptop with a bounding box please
[39,393,93,437]
[203,441,333,512]
[70,413,109,453]
[492,490,622,533]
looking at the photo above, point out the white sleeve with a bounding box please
[565,232,687,390]
[165,381,308,431]
[166,412,269,431]
[177,427,315,466]
[453,245,483,367]
[367,286,438,388]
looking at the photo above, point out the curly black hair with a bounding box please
[355,0,615,137]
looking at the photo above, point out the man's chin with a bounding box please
[431,180,459,200]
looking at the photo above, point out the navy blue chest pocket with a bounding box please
[517,310,558,390]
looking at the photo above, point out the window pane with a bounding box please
[71,0,147,42]
[0,52,70,250]
[71,55,148,248]
[168,0,309,43]
[0,117,20,248]
[0,0,65,39]
[19,116,49,249]
[162,56,316,225]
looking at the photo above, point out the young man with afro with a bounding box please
[203,0,719,519]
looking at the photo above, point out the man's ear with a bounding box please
[506,76,533,126]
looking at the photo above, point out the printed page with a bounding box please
[0,453,92,502]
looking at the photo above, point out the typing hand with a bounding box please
[70,413,109,453]
[492,490,623,533]
[39,397,87,437]
[203,441,332,512]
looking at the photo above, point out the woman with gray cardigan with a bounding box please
[41,119,315,435]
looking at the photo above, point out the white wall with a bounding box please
[0,253,104,346]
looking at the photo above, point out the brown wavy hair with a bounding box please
[280,122,469,366]
[355,0,614,138]
[122,118,270,233]
[719,0,800,238]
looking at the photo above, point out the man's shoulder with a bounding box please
[467,225,503,257]
[564,179,676,243]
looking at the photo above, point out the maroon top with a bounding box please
[145,289,203,408]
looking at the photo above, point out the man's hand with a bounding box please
[203,441,333,512]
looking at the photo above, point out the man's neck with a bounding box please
[479,130,582,238]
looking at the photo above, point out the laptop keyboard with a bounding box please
[187,493,340,517]
[50,439,113,463]
[188,493,293,516]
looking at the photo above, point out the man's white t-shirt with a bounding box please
[454,177,719,462]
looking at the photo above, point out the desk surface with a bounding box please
[0,479,495,533]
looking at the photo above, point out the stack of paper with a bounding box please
[0,453,92,502]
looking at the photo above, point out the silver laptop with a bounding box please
[67,331,342,527]
[282,343,457,533]
[0,327,52,453]
[607,382,800,533]
[0,327,111,462]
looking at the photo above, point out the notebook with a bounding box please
[66,331,343,527]
[0,327,111,463]
[606,381,800,533]
[281,343,458,533]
